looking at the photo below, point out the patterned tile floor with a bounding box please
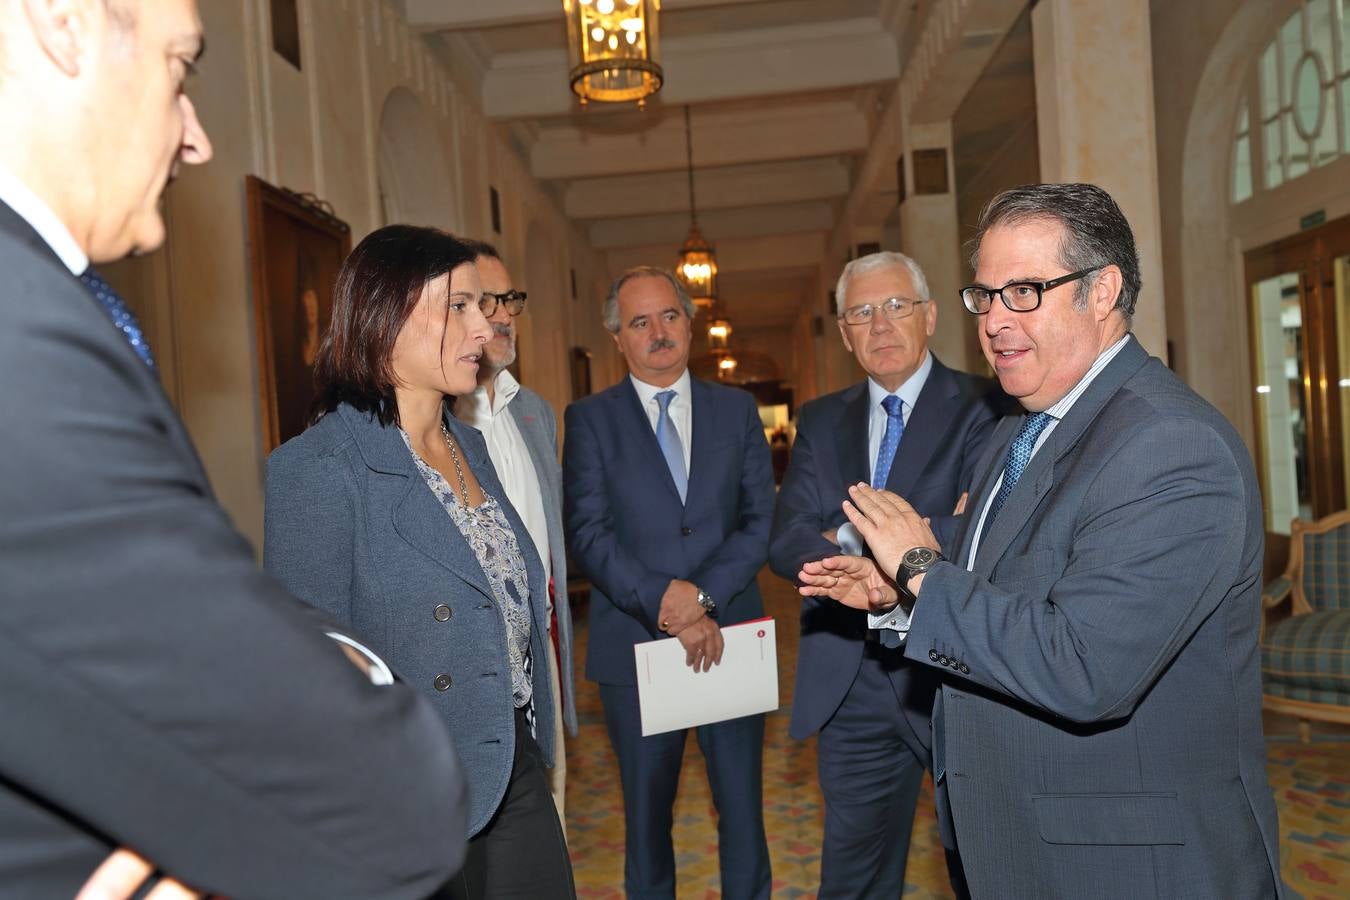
[565,571,1350,898]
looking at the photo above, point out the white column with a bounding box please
[1032,0,1167,357]
[898,120,969,371]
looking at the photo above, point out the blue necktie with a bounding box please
[655,390,688,504]
[871,394,905,489]
[984,412,1053,527]
[80,268,158,375]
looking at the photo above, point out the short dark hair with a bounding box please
[312,225,476,426]
[971,183,1142,320]
[460,238,501,262]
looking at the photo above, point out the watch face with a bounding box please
[904,547,937,568]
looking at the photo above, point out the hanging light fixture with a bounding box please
[563,0,663,109]
[717,354,738,380]
[675,105,718,309]
[707,315,732,350]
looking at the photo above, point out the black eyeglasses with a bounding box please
[960,266,1104,315]
[837,296,930,326]
[480,290,527,317]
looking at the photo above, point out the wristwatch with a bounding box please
[696,588,718,619]
[895,546,942,605]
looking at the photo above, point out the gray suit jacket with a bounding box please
[907,337,1282,899]
[504,386,578,736]
[264,403,557,838]
[0,203,467,898]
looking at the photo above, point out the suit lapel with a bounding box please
[686,378,716,509]
[834,382,872,487]
[951,414,1019,566]
[972,337,1151,573]
[340,405,496,600]
[885,357,956,498]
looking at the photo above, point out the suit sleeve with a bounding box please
[264,447,356,629]
[563,403,673,634]
[688,395,776,611]
[768,408,840,582]
[905,417,1248,724]
[0,282,467,899]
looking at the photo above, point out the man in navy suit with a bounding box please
[769,251,1005,898]
[564,266,775,899]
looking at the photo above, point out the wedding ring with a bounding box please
[662,619,670,629]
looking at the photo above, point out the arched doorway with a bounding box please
[376,88,458,230]
[1182,0,1350,564]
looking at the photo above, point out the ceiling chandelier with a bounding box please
[675,105,718,308]
[563,0,663,108]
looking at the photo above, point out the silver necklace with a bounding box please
[439,423,471,505]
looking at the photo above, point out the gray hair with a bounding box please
[602,266,696,333]
[970,183,1141,321]
[834,251,931,316]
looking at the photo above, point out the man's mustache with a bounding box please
[647,338,676,353]
[491,323,513,338]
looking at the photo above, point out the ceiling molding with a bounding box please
[482,18,899,119]
[404,0,769,32]
[563,157,851,220]
[589,200,836,249]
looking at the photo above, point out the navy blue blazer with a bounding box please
[264,403,556,838]
[768,355,1007,741]
[563,376,775,686]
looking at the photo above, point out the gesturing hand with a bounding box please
[676,616,725,673]
[842,483,939,576]
[798,555,899,613]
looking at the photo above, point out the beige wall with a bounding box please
[104,0,611,551]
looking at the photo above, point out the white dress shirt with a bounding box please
[873,333,1134,636]
[0,164,89,275]
[630,369,693,473]
[865,350,933,485]
[454,369,552,586]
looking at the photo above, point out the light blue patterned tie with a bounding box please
[655,389,688,504]
[984,412,1053,527]
[871,394,905,490]
[80,268,158,376]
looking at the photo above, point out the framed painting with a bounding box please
[245,175,351,452]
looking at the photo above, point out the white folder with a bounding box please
[635,617,779,736]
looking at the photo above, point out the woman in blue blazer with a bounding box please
[264,225,574,899]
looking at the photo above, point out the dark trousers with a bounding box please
[599,682,771,900]
[441,709,575,900]
[816,645,927,899]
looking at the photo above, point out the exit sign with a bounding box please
[1300,209,1327,230]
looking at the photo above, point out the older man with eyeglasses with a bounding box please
[768,250,1009,898]
[454,240,578,834]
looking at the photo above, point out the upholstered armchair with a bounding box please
[1261,510,1350,741]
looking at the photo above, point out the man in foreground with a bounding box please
[0,1,467,896]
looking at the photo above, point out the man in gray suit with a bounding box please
[0,1,466,896]
[802,183,1283,898]
[456,241,577,823]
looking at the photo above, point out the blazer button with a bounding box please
[929,650,939,662]
[434,674,452,691]
[958,663,970,675]
[434,604,452,622]
[938,654,950,667]
[681,527,692,536]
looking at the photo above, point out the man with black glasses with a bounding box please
[769,251,1006,898]
[455,241,577,828]
[804,184,1283,898]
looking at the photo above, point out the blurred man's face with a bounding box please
[85,0,213,261]
[475,255,517,372]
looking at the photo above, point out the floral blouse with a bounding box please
[401,429,534,714]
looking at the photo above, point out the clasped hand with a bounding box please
[657,579,723,672]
